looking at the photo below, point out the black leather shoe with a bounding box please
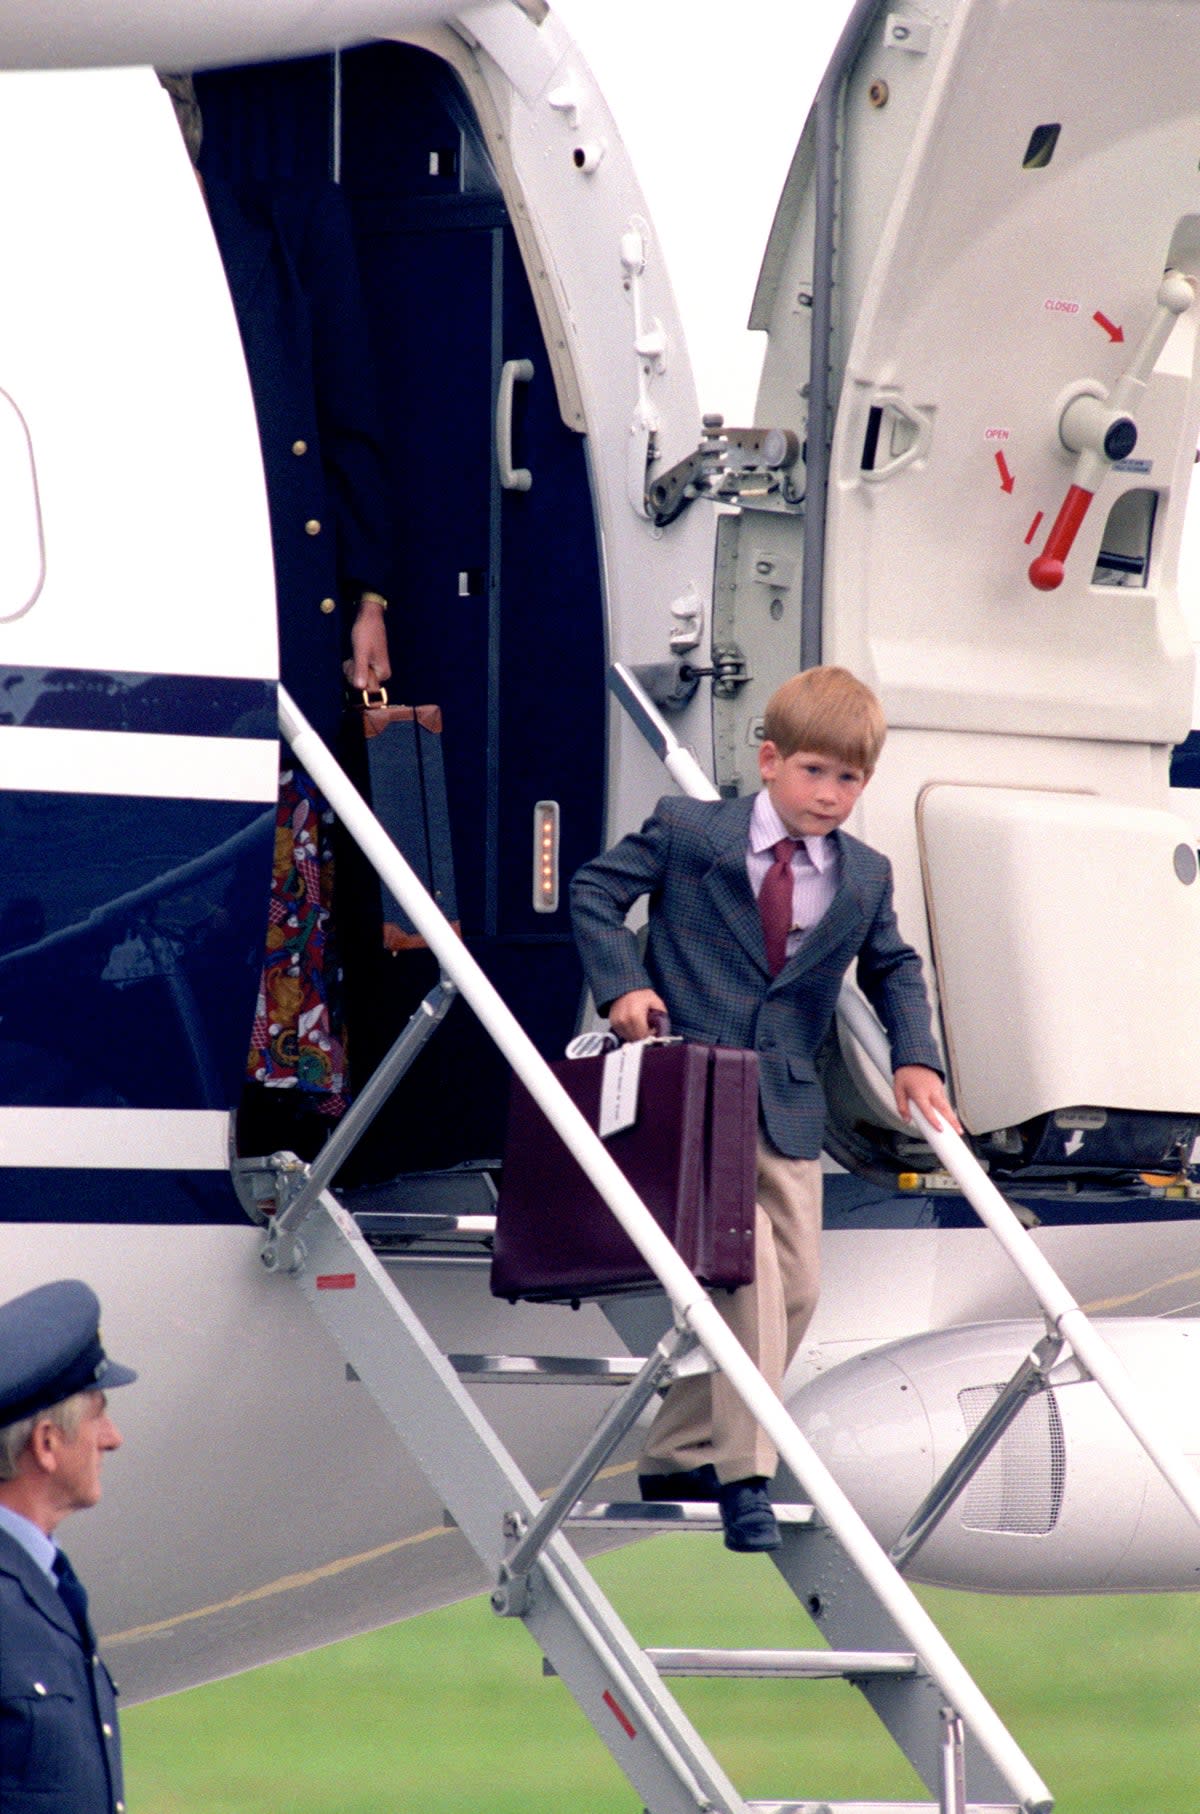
[638,1464,721,1502]
[717,1477,781,1552]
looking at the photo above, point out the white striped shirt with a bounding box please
[747,789,838,960]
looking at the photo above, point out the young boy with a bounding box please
[569,666,958,1552]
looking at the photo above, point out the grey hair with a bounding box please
[0,1392,92,1481]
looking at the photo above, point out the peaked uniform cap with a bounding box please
[0,1279,137,1427]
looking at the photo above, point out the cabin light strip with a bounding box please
[0,1107,231,1170]
[533,799,560,912]
[0,726,279,803]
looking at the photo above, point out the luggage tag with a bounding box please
[562,1031,640,1140]
[597,1015,682,1139]
[565,1013,681,1140]
[599,1041,643,1139]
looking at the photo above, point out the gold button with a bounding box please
[305,518,322,536]
[292,439,308,456]
[103,1722,114,1737]
[319,597,336,615]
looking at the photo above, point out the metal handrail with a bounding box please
[275,684,1050,1814]
[838,985,1200,1532]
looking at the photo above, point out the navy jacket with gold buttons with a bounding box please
[0,1528,124,1814]
[207,177,394,749]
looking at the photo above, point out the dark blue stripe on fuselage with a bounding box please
[823,1171,1200,1229]
[0,667,277,738]
[0,791,273,1117]
[0,1168,251,1225]
[6,1167,1189,1232]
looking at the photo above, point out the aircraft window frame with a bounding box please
[0,387,46,623]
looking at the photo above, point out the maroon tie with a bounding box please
[759,837,798,975]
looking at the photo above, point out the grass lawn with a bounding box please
[123,1535,1200,1812]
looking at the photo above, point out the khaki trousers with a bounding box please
[638,1137,823,1484]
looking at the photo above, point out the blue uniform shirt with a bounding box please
[0,1504,56,1578]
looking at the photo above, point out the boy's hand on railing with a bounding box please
[893,1064,963,1135]
[608,988,669,1043]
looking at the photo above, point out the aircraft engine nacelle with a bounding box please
[789,1319,1200,1594]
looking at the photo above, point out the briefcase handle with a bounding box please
[563,1008,676,1060]
[351,686,390,710]
[345,689,446,734]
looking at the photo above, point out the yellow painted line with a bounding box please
[105,1522,452,1646]
[1080,1266,1200,1315]
[105,1459,639,1648]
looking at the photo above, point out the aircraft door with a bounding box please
[715,0,1200,1180]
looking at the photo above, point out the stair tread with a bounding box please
[569,1500,816,1529]
[344,1166,498,1216]
[647,1647,918,1679]
[746,1803,1023,1813]
[450,1353,644,1383]
[356,1210,497,1249]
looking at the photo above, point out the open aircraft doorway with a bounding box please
[198,45,606,1183]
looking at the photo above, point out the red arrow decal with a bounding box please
[995,451,1015,494]
[1093,310,1125,344]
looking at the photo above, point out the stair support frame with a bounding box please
[266,687,1052,1814]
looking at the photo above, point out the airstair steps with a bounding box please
[251,719,1051,1813]
[263,1176,1051,1814]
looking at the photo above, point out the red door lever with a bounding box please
[1027,270,1194,591]
[1028,483,1097,591]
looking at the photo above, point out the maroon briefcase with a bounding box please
[491,1041,758,1303]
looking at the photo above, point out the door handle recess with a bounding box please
[859,394,933,482]
[496,357,534,491]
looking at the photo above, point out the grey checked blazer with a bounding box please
[570,793,944,1159]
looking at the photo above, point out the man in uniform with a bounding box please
[0,1279,137,1813]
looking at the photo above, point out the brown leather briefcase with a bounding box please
[491,1041,758,1303]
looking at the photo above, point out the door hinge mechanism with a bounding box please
[646,415,803,526]
[680,643,751,700]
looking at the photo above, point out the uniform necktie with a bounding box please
[53,1547,94,1646]
[759,837,799,975]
